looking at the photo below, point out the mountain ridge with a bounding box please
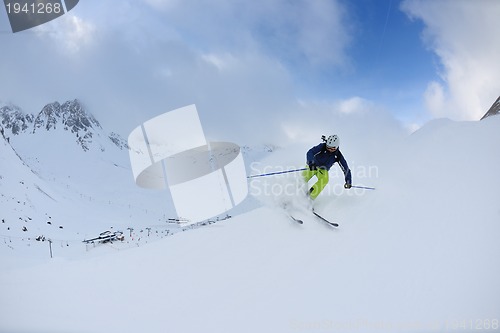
[0,99,127,152]
[480,95,500,120]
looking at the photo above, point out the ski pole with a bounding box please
[247,167,307,179]
[351,185,376,190]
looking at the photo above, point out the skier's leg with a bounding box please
[302,167,315,183]
[309,168,329,199]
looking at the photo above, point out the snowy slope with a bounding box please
[1,116,500,333]
[1,101,181,255]
[0,127,66,242]
[0,101,282,267]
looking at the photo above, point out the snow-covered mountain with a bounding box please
[0,100,177,252]
[0,100,276,258]
[0,116,64,234]
[1,102,499,333]
[0,103,34,136]
[1,99,128,151]
[481,95,500,120]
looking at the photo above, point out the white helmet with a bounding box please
[326,135,339,149]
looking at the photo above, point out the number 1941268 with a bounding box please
[6,2,62,14]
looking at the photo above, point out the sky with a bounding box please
[1,0,499,144]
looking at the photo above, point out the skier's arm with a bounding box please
[306,144,323,163]
[338,154,352,185]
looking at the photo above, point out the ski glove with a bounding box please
[308,161,317,171]
[344,183,352,189]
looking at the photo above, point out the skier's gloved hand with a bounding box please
[344,183,352,189]
[308,161,317,171]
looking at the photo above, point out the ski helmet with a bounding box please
[326,135,339,149]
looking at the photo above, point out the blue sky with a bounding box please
[1,0,499,143]
[294,0,437,119]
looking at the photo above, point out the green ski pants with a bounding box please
[302,167,329,200]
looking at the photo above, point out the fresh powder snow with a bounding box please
[0,109,499,333]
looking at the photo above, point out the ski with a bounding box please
[312,211,339,227]
[280,202,304,225]
[288,214,304,224]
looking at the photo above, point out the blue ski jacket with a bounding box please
[306,143,352,184]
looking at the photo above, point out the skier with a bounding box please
[303,135,352,200]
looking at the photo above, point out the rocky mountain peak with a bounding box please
[0,104,34,135]
[62,99,102,133]
[33,101,61,131]
[33,99,101,133]
[1,99,127,152]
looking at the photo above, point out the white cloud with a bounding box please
[34,14,96,55]
[423,81,445,116]
[201,53,237,71]
[0,0,356,145]
[295,0,353,68]
[401,0,500,120]
[140,0,353,69]
[281,97,405,148]
[338,96,373,114]
[60,15,96,54]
